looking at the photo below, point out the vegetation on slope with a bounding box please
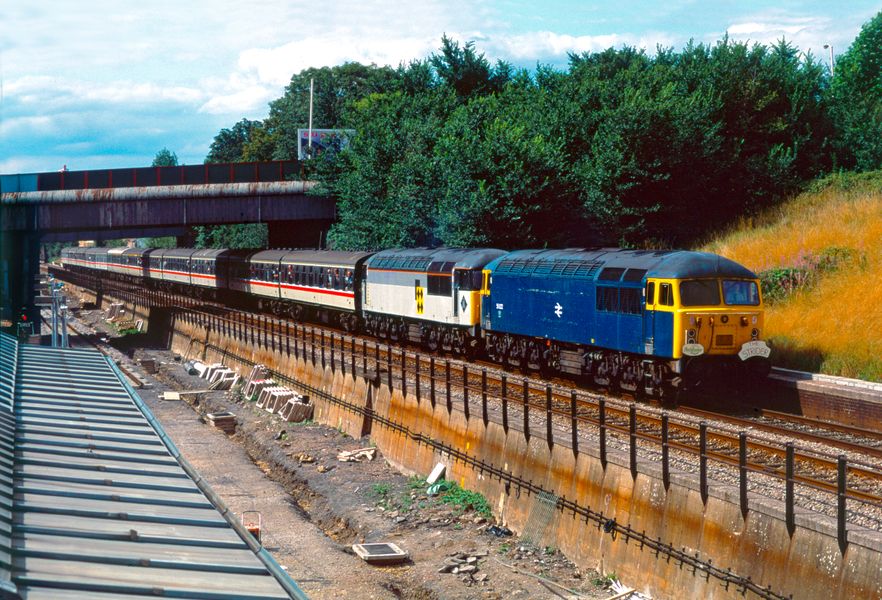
[703,171,882,381]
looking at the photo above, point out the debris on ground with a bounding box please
[337,447,376,462]
[426,462,446,484]
[485,524,513,537]
[352,542,409,565]
[205,411,236,434]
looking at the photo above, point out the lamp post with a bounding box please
[823,44,835,78]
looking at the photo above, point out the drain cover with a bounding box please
[352,542,408,565]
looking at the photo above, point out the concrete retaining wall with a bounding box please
[93,298,882,600]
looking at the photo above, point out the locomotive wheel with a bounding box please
[427,330,439,352]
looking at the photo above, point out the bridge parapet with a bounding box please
[0,160,301,193]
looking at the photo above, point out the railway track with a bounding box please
[53,267,882,526]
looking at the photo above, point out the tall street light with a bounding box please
[823,44,835,78]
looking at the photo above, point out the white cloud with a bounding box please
[720,10,853,62]
[236,34,440,86]
[0,115,57,137]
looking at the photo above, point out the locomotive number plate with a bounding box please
[738,340,771,360]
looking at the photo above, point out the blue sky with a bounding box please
[1,1,877,174]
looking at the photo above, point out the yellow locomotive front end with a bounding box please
[651,275,771,386]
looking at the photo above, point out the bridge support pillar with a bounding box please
[0,230,40,326]
[267,219,333,249]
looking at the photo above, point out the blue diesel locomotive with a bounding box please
[480,248,770,395]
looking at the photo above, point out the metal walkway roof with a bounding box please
[0,333,305,599]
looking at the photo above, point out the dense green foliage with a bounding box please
[319,37,832,249]
[203,12,882,251]
[829,12,882,171]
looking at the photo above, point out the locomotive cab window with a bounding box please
[679,279,721,306]
[723,280,760,306]
[454,269,483,291]
[645,282,655,307]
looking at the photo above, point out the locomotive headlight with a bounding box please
[751,328,759,339]
[740,316,748,326]
[752,316,758,325]
[689,316,695,326]
[687,329,696,341]
[721,315,729,324]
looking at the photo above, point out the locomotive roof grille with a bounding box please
[495,258,602,278]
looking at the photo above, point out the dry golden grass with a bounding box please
[702,173,882,381]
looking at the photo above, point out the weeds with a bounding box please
[371,483,391,498]
[592,572,618,587]
[439,483,492,518]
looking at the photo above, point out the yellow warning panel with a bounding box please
[415,286,425,315]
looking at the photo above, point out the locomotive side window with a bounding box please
[428,274,452,296]
[595,287,619,312]
[659,283,674,306]
[645,282,655,306]
[620,288,642,315]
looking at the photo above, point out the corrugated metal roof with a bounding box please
[0,333,17,594]
[1,334,305,599]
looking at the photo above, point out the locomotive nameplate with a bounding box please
[738,340,771,360]
[682,343,705,356]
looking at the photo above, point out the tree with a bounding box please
[152,148,178,167]
[206,119,263,163]
[194,224,267,249]
[829,10,882,170]
[261,63,399,161]
[430,35,511,99]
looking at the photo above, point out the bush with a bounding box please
[758,245,864,303]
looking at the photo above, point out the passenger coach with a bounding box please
[229,250,373,330]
